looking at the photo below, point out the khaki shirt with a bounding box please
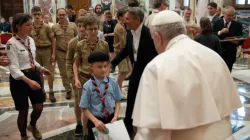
[74,40,109,75]
[114,22,127,54]
[52,22,78,51]
[30,23,54,47]
[183,19,195,39]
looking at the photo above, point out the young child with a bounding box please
[80,52,123,140]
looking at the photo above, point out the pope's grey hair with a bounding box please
[152,22,186,41]
[127,7,144,23]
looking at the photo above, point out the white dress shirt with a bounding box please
[208,15,215,22]
[131,24,143,61]
[6,36,42,79]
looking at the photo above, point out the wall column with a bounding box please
[169,0,176,10]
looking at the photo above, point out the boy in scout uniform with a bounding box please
[52,8,78,99]
[66,16,87,137]
[30,6,56,102]
[114,8,131,92]
[73,15,109,138]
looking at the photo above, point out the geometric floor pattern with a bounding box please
[0,63,250,140]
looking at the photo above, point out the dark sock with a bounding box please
[21,133,27,137]
[77,120,82,126]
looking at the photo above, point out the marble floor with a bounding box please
[0,62,250,140]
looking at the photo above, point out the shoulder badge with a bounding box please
[6,44,11,50]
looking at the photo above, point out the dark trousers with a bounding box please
[124,82,139,134]
[87,114,114,140]
[222,46,237,72]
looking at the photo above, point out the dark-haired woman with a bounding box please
[6,13,51,140]
[194,17,222,56]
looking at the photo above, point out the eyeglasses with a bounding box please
[58,14,66,17]
[87,28,98,32]
[33,13,41,16]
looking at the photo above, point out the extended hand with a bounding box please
[74,79,81,88]
[221,28,229,34]
[41,68,52,76]
[110,116,117,123]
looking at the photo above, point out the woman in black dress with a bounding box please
[194,17,222,56]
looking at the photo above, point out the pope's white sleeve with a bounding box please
[6,44,24,80]
[135,128,171,140]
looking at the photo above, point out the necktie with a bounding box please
[225,22,229,28]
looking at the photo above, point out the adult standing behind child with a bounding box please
[80,52,123,140]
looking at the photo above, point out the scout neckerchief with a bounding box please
[91,76,110,119]
[59,21,68,32]
[14,34,35,68]
[86,39,99,53]
[32,22,43,46]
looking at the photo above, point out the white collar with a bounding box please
[165,34,188,51]
[223,18,231,24]
[131,24,143,35]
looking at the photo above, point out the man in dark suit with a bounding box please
[207,2,221,25]
[65,5,76,22]
[111,7,158,136]
[213,6,243,72]
[0,17,11,33]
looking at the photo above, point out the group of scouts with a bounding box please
[4,3,130,140]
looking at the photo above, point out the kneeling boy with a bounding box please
[79,52,123,140]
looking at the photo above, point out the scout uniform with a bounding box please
[183,18,195,39]
[74,40,110,93]
[6,35,45,110]
[52,22,77,94]
[30,23,54,73]
[66,35,86,98]
[114,22,131,72]
[80,76,123,140]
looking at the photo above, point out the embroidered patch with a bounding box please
[6,44,11,50]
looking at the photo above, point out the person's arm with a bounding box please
[110,80,123,123]
[83,108,107,132]
[111,32,130,67]
[66,39,75,80]
[47,26,56,64]
[73,43,82,88]
[111,102,120,123]
[80,85,107,132]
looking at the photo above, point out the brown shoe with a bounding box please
[21,136,29,140]
[27,124,42,140]
[49,92,56,103]
[65,91,72,100]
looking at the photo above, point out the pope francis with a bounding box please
[132,10,242,140]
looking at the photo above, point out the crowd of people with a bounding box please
[0,0,246,140]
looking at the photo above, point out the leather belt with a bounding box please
[22,67,36,73]
[56,48,67,52]
[36,45,51,49]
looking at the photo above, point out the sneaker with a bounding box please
[21,136,29,140]
[49,91,56,103]
[83,134,89,140]
[65,91,72,100]
[27,124,42,140]
[74,124,83,136]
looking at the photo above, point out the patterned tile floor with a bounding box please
[0,64,250,140]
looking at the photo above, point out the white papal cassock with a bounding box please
[132,33,242,139]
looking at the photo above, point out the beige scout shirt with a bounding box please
[30,23,54,47]
[52,22,78,51]
[183,19,195,39]
[113,22,127,54]
[74,40,109,75]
